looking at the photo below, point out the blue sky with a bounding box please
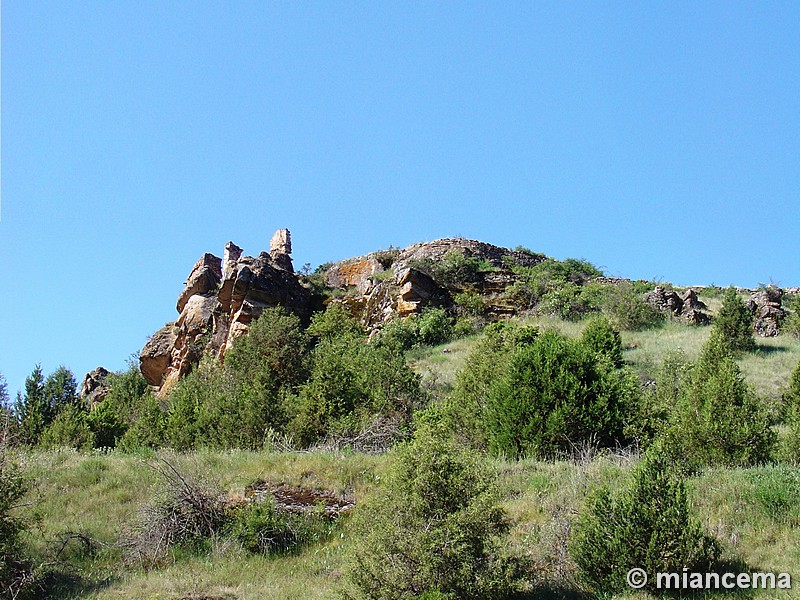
[2,1,798,395]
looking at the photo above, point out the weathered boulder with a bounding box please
[682,288,707,311]
[644,286,684,315]
[80,366,110,407]
[679,288,710,325]
[395,267,449,316]
[176,253,222,313]
[746,286,785,337]
[140,323,178,387]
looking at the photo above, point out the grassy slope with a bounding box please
[17,450,800,599]
[15,308,800,599]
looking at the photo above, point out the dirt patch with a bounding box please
[243,481,355,517]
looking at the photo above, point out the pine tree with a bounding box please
[16,364,47,445]
[712,287,755,353]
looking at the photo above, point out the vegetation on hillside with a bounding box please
[3,269,800,598]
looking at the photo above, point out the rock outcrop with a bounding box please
[323,238,546,329]
[746,286,785,337]
[324,258,383,295]
[140,229,311,394]
[680,288,710,325]
[80,366,110,407]
[644,286,710,325]
[644,286,684,315]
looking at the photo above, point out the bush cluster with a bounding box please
[712,287,756,353]
[783,358,800,462]
[571,447,720,595]
[438,319,639,458]
[125,458,336,568]
[346,424,525,599]
[504,258,603,318]
[408,250,494,290]
[377,308,454,350]
[162,305,424,451]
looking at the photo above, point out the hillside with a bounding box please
[4,233,800,599]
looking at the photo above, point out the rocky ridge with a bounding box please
[135,230,798,396]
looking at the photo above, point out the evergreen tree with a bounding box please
[43,366,80,416]
[571,446,720,595]
[712,287,756,353]
[16,364,47,445]
[667,332,774,466]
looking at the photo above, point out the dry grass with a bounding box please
[15,448,800,599]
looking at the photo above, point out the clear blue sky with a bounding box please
[2,1,798,396]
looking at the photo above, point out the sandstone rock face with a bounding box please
[80,366,110,407]
[746,286,785,337]
[392,238,543,272]
[395,267,450,316]
[269,229,293,272]
[140,229,311,393]
[323,238,547,330]
[324,258,383,295]
[176,253,222,313]
[140,324,179,387]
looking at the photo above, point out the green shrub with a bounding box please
[504,258,603,312]
[784,294,800,337]
[438,322,539,450]
[0,447,34,598]
[782,359,800,462]
[571,447,720,595]
[453,291,485,317]
[87,400,127,448]
[408,250,491,290]
[666,334,774,467]
[373,248,400,269]
[229,499,332,555]
[712,287,755,353]
[485,330,639,458]
[627,351,691,450]
[118,393,166,451]
[598,282,665,331]
[580,316,623,368]
[377,308,454,351]
[307,303,365,343]
[290,335,423,448]
[538,282,598,321]
[165,308,309,450]
[224,306,309,389]
[40,404,94,450]
[91,363,152,446]
[345,424,525,599]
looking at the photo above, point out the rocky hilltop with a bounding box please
[139,232,551,394]
[137,229,796,396]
